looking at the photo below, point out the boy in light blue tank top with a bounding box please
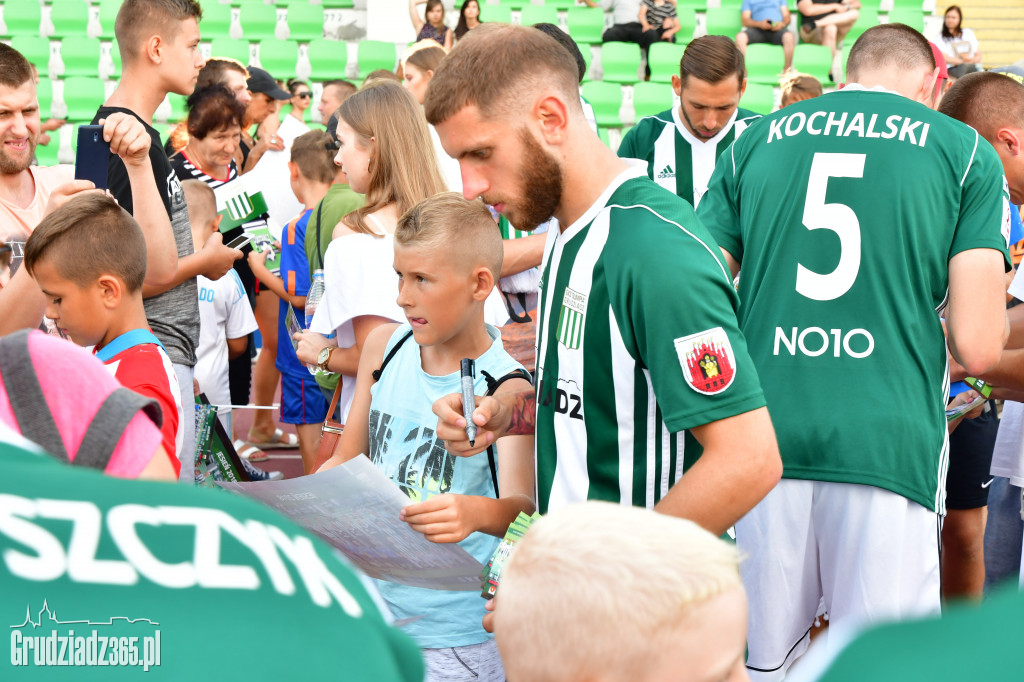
[319,193,536,681]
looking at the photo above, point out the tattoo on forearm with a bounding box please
[507,390,536,436]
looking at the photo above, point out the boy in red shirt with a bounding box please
[24,194,183,476]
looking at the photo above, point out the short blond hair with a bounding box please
[395,193,503,279]
[181,179,216,233]
[494,502,742,682]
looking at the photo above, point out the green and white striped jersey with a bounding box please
[698,87,1011,514]
[618,106,760,207]
[535,164,767,513]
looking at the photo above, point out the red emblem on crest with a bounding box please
[674,328,737,395]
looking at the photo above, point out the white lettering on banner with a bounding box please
[773,327,875,358]
[0,495,363,616]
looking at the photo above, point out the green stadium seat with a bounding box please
[567,7,605,44]
[632,81,670,121]
[676,0,707,10]
[520,6,558,26]
[577,40,593,81]
[542,0,577,8]
[845,8,878,44]
[257,39,299,77]
[492,0,528,10]
[597,125,611,147]
[320,0,356,8]
[483,4,513,24]
[166,93,188,123]
[307,38,347,80]
[61,77,106,121]
[50,0,91,38]
[744,43,786,85]
[739,82,775,114]
[888,0,925,9]
[792,43,832,83]
[241,4,281,40]
[97,0,120,39]
[11,36,51,77]
[210,37,251,65]
[647,41,685,83]
[356,40,396,78]
[59,37,103,78]
[581,80,623,126]
[200,4,234,40]
[704,7,743,37]
[36,77,53,119]
[2,2,42,37]
[600,41,642,84]
[285,4,324,41]
[885,8,924,31]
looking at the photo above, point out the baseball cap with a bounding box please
[246,67,290,100]
[928,42,948,80]
[324,111,341,150]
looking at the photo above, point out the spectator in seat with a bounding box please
[736,0,795,74]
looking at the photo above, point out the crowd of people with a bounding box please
[0,0,1023,679]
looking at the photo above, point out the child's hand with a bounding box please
[199,232,243,280]
[400,494,480,543]
[294,330,332,365]
[247,248,270,272]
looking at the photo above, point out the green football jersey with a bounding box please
[535,165,767,514]
[697,87,1011,513]
[0,429,423,681]
[618,106,760,207]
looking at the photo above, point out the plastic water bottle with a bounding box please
[305,270,326,375]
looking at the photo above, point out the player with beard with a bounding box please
[618,36,760,208]
[424,23,781,533]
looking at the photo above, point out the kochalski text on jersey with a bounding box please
[766,111,930,148]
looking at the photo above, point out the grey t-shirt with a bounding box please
[93,106,198,367]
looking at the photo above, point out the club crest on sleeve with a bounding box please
[675,327,736,395]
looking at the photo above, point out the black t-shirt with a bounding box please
[92,106,199,366]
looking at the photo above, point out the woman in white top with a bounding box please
[402,42,464,194]
[293,81,448,421]
[933,5,983,79]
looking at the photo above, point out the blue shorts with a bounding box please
[280,372,330,425]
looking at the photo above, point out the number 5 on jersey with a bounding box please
[796,153,867,301]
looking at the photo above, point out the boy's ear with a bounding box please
[470,265,495,302]
[96,274,124,309]
[288,160,301,180]
[145,34,164,67]
[210,214,223,233]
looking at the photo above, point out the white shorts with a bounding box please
[736,479,941,680]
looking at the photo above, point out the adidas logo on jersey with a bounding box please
[657,164,675,179]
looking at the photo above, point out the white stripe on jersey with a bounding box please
[610,308,636,506]
[936,354,952,515]
[661,422,672,499]
[653,122,676,195]
[960,131,979,187]
[675,431,685,483]
[547,210,612,511]
[644,368,657,508]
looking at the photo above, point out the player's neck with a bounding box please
[847,69,928,104]
[105,70,167,124]
[418,312,492,376]
[0,168,36,208]
[557,127,631,231]
[296,179,330,209]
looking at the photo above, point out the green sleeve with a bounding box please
[606,204,765,431]
[949,133,1012,269]
[696,144,744,264]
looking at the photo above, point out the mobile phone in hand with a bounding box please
[225,233,254,250]
[74,125,111,190]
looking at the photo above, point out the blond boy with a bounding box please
[494,501,750,682]
[321,193,535,681]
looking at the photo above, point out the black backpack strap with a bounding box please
[371,330,415,382]
[501,291,533,323]
[481,368,534,498]
[0,330,69,461]
[314,201,326,271]
[75,389,163,470]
